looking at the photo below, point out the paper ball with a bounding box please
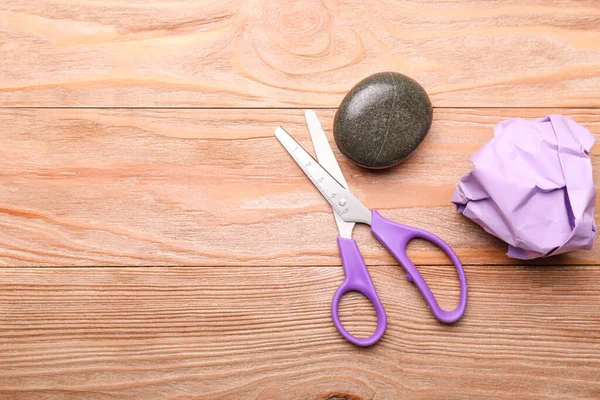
[452,115,596,259]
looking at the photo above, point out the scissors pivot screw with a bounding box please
[339,198,347,206]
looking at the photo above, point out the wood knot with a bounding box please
[321,393,363,400]
[260,0,332,52]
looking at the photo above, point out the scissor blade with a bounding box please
[305,110,348,187]
[305,110,355,238]
[275,126,372,226]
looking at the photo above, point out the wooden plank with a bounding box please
[0,266,598,399]
[0,108,598,266]
[1,1,599,107]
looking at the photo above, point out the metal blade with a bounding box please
[305,110,348,187]
[275,126,372,226]
[304,110,355,238]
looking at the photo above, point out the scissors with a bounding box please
[274,110,468,347]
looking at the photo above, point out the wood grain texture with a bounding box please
[1,1,599,398]
[1,0,599,107]
[0,265,598,399]
[1,108,597,267]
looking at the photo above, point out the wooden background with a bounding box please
[1,1,599,399]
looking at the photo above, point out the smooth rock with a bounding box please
[333,72,432,169]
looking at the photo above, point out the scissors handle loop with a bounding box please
[331,237,387,347]
[370,211,468,323]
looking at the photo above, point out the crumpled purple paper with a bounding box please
[452,115,596,259]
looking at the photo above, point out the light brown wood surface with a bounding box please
[1,0,600,399]
[1,0,600,107]
[0,108,598,267]
[0,265,599,399]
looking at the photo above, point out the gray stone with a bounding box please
[334,72,432,169]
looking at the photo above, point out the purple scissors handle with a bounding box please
[331,237,387,347]
[371,211,467,323]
